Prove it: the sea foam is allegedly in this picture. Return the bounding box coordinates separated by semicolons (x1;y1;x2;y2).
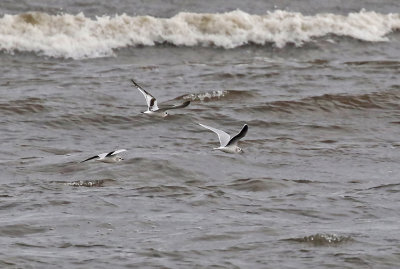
0;10;399;59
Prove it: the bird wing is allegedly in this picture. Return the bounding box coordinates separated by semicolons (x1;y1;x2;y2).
199;123;231;147
107;149;127;156
97;152;109;159
226;124;248;146
159;101;190;111
80;155;100;163
131;79;159;111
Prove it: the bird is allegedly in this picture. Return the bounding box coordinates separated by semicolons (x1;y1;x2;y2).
198;123;248;153
131;79;190;117
80;149;127;163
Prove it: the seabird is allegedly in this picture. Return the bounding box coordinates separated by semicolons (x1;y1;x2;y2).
131;79;190;117
198;123;248;153
81;149;127;163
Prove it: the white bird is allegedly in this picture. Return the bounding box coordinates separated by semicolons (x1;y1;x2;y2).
198;123;248;153
131;79;190;117
80;149;127;163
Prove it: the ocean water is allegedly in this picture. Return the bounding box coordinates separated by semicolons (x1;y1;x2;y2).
1;1;400;268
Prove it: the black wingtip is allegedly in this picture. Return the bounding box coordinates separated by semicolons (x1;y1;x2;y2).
105;151;115;157
226;123;248;147
130;79;139;87
242;124;249;134
167;100;190;110
80;155;98;163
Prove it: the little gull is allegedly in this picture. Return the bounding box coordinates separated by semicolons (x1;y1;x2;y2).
81;149;127;163
198;123;248;153
131;79;190;117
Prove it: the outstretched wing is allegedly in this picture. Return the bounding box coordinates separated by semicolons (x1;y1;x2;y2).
199;123;231;147
106;149;127;157
131;79;159;111
159;101;190;111
80;155;100;163
226;124;248;146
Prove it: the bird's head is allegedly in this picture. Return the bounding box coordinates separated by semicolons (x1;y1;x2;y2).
235;147;244;153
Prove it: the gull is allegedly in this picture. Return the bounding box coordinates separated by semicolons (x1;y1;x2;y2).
131;79;190;117
198;123;248;153
80;149;127;163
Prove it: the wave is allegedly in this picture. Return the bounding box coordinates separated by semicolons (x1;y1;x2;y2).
63;179;110;187
284;233;353;246
0;10;399;59
180;89;255;102
181;90;228;102
240;87;400;114
44;113;132;129
0;224;47;236
0;97;48;115
226;178;288;192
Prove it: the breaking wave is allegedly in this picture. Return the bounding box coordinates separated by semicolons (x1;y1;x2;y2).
0;10;400;59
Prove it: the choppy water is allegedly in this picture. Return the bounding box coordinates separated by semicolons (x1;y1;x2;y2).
2;1;400;268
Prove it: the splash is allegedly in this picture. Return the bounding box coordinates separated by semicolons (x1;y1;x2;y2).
0;10;400;59
183;90;228;101
286;233;353;246
66;179;106;187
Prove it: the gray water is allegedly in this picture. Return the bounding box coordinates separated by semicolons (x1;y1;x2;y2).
2;1;400;268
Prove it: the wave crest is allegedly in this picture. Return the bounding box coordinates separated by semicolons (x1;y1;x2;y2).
285;233;353;246
1;10;400;59
242;88;400;114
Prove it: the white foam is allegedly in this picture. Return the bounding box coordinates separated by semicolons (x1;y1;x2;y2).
0;10;399;59
184;90;227;101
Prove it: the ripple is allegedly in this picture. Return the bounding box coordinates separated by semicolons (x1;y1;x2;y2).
44;113;132;129
192;233;239;241
134;185;193;197
0;224;47;237
367;183;400;191
0;97;48;115
62;179;115;187
226;178;288;192
238;88;400;114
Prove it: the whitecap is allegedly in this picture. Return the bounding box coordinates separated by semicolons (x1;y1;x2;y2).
0;10;399;59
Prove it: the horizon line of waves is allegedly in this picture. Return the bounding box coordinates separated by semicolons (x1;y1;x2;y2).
1;10;399;59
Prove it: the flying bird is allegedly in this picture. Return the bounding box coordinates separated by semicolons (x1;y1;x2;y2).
198;123;248;153
131;79;190;117
80;149;127;163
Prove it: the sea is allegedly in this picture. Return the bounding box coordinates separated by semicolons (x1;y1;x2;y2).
1;0;400;268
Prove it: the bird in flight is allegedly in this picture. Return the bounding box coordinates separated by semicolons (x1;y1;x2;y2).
198;123;248;153
80;149;127;163
131;79;190;117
